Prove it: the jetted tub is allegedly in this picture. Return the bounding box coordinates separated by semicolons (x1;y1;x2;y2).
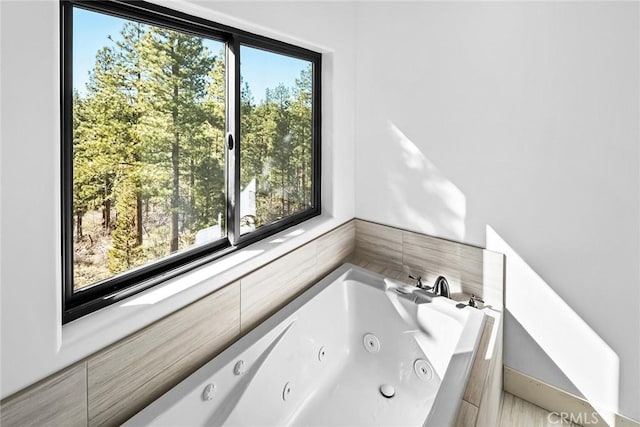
125;263;486;426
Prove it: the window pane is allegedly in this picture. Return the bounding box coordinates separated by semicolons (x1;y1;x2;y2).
72;8;226;290
240;46;314;234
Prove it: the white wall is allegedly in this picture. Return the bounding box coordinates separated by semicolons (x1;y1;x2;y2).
0;0;355;399
355;2;639;421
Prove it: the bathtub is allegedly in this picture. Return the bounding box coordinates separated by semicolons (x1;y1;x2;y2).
125;263;486;427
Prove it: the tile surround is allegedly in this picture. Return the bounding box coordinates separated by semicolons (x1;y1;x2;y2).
475;312;503;427
354;220;403;268
455;400;480;427
0;362;87;427
464;316;496;406
241;242;317;333
316;220;356;277
354;220;504;309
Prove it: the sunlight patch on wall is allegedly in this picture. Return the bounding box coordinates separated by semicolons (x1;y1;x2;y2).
122;249;264;306
387;122;466;241
486;225;619;424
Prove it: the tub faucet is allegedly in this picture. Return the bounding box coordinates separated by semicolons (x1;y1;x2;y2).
408;274;424;289
432;276;450;298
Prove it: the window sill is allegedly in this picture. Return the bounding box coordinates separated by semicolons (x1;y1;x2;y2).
60;214;343;361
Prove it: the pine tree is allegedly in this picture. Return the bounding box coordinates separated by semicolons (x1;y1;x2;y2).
291;65;313;209
74;46;128;235
192;52;227;234
107;176;144;273
139;27;215;252
111;22;147;246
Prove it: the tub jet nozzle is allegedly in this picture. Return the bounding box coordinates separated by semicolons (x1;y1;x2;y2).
379;384;395;398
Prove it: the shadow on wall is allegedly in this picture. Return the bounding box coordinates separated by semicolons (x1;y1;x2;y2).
504;310;584;396
387;122;467;241
385;123;498;305
486;225;620;424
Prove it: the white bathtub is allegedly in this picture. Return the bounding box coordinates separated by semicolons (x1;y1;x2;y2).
125;263;486;427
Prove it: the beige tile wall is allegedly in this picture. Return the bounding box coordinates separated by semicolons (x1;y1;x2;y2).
316;219;357;276
0;362;87;427
241;243;317;333
464;316;496;407
0;220;355;427
354;219;504;308
472;311;503;427
354;220;403;269
456;400;480;427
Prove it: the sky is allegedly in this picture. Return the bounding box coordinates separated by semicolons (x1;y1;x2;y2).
73;7;309;103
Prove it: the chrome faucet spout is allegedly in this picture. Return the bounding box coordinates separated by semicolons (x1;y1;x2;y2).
433;276;450;298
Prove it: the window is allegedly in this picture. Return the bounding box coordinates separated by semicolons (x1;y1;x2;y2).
62;0;321;322
240;46;315;233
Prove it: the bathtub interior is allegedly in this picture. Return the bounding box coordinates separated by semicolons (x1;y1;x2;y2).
124;264;484;427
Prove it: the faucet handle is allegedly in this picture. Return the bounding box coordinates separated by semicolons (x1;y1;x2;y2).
408;274;423;288
468;294;485;308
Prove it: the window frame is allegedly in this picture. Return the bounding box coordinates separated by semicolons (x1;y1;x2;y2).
61;0;321;323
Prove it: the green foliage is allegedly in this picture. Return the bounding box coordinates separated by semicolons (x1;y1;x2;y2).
108;176;144;273
241;64;313;227
73;21;314;289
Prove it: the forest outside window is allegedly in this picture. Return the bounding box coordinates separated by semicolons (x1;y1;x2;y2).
62;0;321;322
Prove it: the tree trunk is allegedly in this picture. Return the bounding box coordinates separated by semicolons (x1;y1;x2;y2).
103;175;111;230
281;171;285;217
136;195;143;246
135;42;143;247
170;57;180;253
189;158;195;229
76;212;83;242
301;130;307;208
171;130;180;252
103;199;111;231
